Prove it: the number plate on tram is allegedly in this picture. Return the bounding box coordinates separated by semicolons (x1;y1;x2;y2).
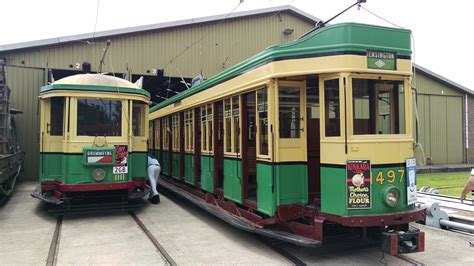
113;166;128;174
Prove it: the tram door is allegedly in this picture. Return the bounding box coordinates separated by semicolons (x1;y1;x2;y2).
306;76;321;201
242;92;257;203
214;101;224;190
194;108;201;187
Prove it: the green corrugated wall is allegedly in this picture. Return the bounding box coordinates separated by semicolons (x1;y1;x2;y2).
5;66;44;180
414;72;464;164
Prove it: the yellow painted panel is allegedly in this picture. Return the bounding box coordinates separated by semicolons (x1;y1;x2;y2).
150;55;412;120
321;140;413;165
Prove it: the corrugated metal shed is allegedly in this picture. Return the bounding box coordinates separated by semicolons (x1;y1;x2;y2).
0;6;317;180
0;6;317;79
0;5;471;181
4;66;44;180
414;69;465;164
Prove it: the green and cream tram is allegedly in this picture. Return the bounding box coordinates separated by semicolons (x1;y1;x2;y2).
149;23;425;253
32;74;150;204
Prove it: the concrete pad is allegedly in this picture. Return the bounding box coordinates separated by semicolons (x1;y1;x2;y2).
281;245;406;265
403;223;474;264
135;192;289;265
57;213;167;265
0;181;56;264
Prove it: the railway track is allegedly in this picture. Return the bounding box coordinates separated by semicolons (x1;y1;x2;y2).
395;254;424;266
45;209;176;266
129;211;176;266
259;237;307;266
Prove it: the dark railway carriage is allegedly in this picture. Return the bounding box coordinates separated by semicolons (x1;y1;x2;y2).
149;23;425;254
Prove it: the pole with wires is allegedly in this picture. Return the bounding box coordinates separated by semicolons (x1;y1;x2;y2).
98;40;111;73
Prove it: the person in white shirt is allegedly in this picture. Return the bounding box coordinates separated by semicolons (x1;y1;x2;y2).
147;156;161;204
460;168;474;204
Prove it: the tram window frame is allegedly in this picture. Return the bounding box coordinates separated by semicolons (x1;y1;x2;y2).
278;86;301;139
162;117;169;151
224;99;232;153
232;96;240;154
76;98;123;137
201;104;213;153
154;119;161;151
184;110;194;153
224;96;241;155
256;88;269;156
50;97;65;136
352;78;406;135
132;103;145;137
324;79;341;137
148;121;154;151
172;114;180;152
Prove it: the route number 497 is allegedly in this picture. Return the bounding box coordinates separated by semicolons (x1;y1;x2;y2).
375;169;405;185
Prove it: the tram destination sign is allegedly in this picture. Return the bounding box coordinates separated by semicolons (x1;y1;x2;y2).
346;160;372;209
367;50;396;70
84;148;115;165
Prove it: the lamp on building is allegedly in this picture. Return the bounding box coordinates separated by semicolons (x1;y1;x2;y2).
283;28;294;35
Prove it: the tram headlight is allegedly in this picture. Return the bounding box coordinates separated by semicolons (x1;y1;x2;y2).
92;168;106;182
383;186;400;208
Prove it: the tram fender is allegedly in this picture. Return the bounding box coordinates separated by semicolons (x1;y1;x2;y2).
31;185;64;205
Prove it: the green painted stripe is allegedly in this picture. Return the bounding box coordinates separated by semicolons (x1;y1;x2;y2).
40;84;150;98
150;23;411;111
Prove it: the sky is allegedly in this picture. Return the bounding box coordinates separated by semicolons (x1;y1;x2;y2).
1;0;473;90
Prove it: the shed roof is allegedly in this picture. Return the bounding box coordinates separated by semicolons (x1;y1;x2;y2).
0;5;319;53
414;64;472;95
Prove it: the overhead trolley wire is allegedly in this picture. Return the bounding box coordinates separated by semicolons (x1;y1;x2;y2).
162;1;243;74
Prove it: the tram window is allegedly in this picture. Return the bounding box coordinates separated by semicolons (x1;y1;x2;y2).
201;106;207;152
172;114;180;151
155;119;161;150
224;99;232;153
207;105;213;152
232;96;240;153
132;106;144;136
352;79;405;135
257;88;268;155
307;79;320;119
324;79;340;137
77;99;121;136
50;97;64;136
185;111;194;152
162;117;169;150
190;112;194;151
148;121;153;150
279;87;300;138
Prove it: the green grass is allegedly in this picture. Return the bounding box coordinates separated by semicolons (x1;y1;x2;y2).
417;172;471;199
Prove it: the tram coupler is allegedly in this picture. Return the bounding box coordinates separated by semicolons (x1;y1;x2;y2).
381;228;425;255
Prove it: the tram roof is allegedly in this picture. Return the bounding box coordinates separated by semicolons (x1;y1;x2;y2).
40;74;150;98
150;22;412;112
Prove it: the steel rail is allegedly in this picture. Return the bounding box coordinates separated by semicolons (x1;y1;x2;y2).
129;211;177;266
259;237;307;266
46;215;63;266
395;254;425;266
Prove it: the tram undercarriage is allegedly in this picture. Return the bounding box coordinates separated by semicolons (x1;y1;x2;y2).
158;175;425;254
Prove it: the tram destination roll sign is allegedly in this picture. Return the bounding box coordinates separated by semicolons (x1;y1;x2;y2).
367;50;396;70
346;160;372;209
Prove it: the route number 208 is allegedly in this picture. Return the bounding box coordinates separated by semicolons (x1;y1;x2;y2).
374;169;405;185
